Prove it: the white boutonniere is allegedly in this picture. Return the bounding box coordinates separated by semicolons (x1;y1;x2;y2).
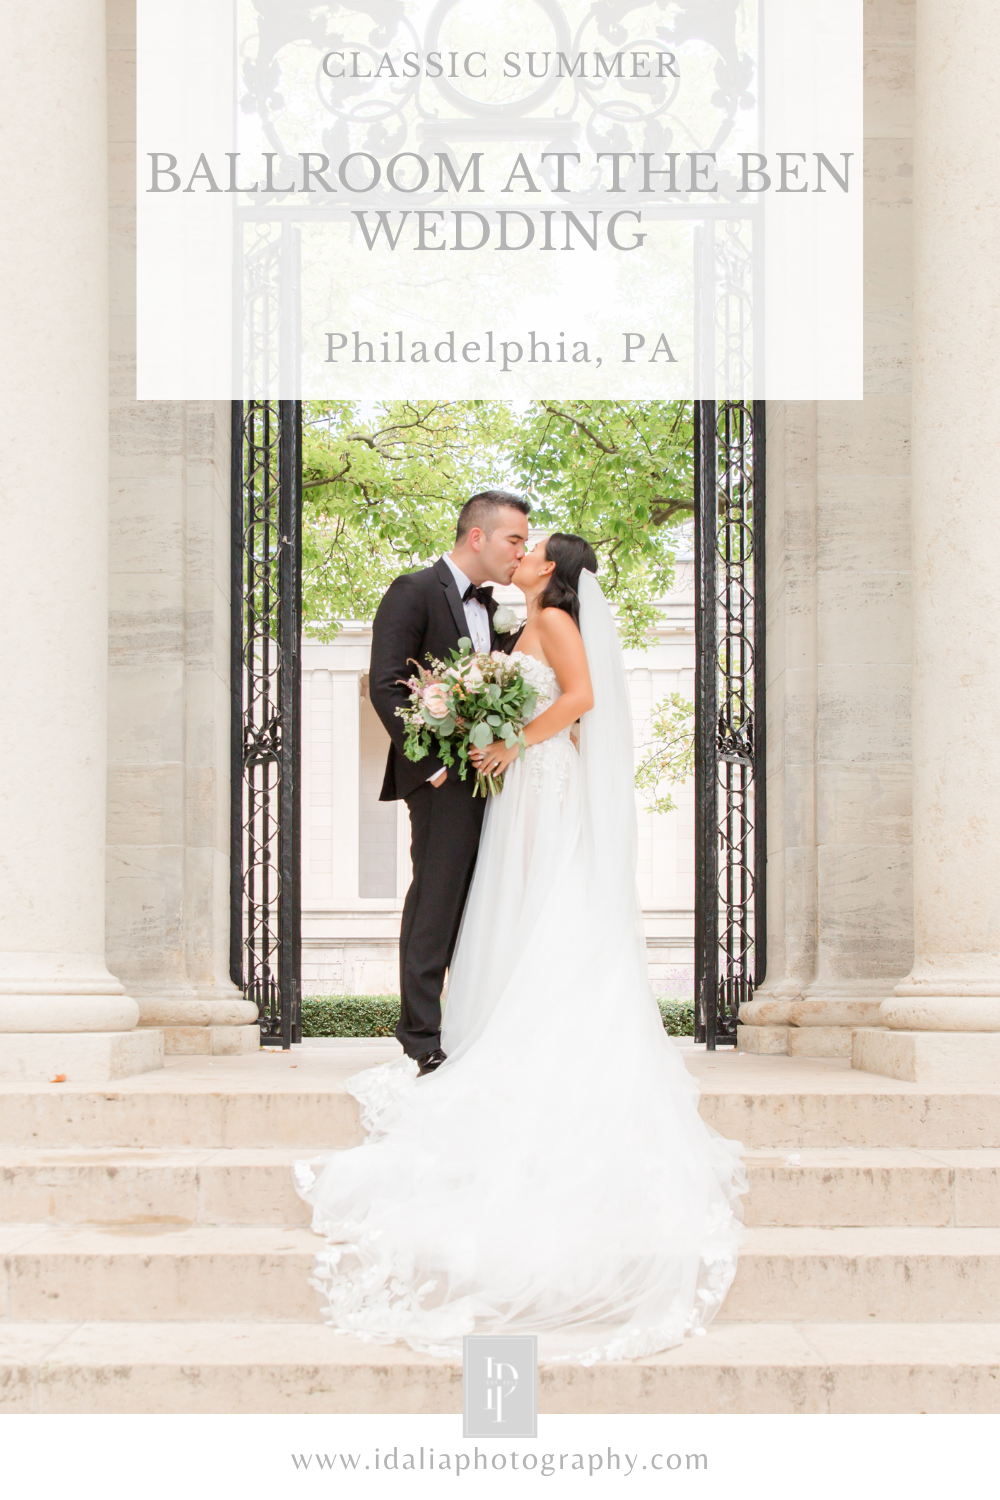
492;604;520;635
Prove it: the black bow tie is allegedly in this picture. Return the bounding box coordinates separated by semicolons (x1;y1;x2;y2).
462;583;493;608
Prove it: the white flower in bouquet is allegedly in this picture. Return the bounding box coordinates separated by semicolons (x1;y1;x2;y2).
492;604;520;635
462;663;484;690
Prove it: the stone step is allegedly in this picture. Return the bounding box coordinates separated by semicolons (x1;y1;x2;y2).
721;1227;1000;1322
2;1223;999;1325
2;1321;998;1413
0;1081;363;1151
3;1147;999;1228
706;1086;1000;1150
4;1078;1000;1150
2;1049;1000;1150
741;1147;1000;1226
0;1224;322;1322
0;1148;312;1228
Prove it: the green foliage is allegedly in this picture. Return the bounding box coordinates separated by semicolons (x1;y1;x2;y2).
301;400;517;640
635;692;696;815
301;399;693;648
657;997;696;1037
300;995;400;1038
301;994;696;1039
508;401;694;647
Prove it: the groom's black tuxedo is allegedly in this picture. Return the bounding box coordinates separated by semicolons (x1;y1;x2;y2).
370;556;510;799
369;557;519;1058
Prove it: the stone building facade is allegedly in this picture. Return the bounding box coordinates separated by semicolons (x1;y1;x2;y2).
3;0;1000;1091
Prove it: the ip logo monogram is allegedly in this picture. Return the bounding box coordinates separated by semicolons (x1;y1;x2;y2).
463;1335;538;1439
485;1355;518;1424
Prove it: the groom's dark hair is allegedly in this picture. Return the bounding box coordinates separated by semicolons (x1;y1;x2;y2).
456;489;531;542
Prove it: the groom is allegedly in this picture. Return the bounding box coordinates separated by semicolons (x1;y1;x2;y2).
369;491;530;1073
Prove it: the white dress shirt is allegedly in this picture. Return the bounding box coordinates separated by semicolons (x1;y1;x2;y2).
441;554;491;654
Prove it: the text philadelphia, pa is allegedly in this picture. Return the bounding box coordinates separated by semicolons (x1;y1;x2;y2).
325;331;678;373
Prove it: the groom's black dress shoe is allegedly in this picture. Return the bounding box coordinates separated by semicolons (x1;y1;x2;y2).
416;1047;447;1076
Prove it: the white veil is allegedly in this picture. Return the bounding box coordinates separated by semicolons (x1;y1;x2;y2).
577;568;649;991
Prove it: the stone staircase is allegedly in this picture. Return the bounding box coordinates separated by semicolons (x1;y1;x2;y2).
1;1043;999;1413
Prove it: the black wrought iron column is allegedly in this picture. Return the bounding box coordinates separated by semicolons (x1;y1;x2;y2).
694;403;719;1048
694;400;767;1049
230;400;302;1049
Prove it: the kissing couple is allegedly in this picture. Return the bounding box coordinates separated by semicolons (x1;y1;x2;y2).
295;490;746;1363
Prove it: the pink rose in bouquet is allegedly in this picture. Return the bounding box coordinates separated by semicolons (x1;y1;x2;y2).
422;684;450;719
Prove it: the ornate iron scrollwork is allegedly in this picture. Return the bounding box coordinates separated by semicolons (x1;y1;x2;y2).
695;399;766;1048
234;2;761;398
239;2;750;162
231;400;303;1048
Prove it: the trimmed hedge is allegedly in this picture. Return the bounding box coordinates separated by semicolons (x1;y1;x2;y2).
301;996;400;1038
657;997;696;1036
301;994;696;1039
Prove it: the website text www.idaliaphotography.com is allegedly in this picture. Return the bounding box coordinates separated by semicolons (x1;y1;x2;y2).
291;1444;706;1477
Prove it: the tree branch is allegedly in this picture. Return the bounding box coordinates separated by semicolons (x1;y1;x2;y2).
539;403;619;456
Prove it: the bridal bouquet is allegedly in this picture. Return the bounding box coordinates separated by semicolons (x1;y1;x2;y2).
397;639;538;796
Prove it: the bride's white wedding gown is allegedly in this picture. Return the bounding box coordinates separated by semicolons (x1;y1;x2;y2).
294;572;746;1363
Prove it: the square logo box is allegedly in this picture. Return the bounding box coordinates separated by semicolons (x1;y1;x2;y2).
463;1335;538;1440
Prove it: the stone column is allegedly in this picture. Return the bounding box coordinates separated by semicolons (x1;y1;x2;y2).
103;5;256;1055
0;0;161;1080
741;1;917;1059
738;402;822;1053
854;0;1000;1087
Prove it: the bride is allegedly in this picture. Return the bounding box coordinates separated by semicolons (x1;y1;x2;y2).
294;534;746;1363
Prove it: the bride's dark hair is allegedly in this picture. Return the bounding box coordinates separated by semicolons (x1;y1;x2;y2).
538;533;598;627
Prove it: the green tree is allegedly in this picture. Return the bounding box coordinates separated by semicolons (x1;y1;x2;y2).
508;401;694;647
634;692;696;815
301;399;516;640
517;403;698;811
302;398;694;646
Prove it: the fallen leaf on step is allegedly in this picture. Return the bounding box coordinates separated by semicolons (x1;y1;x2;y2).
50;1074;66;1083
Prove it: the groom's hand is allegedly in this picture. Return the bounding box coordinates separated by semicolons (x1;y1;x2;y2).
429;768;447;788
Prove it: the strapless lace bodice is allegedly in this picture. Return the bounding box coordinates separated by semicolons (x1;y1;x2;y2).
511;652;567;727
510;651;574;796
